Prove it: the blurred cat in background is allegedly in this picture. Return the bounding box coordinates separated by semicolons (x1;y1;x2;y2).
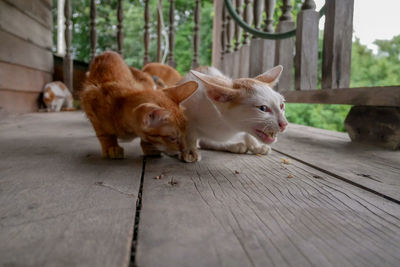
42;81;75;112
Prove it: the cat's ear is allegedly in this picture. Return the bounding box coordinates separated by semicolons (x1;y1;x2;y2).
254;65;283;87
162;81;198;104
190;70;240;103
135;103;171;128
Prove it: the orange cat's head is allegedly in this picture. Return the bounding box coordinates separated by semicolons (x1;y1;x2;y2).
128;81;198;155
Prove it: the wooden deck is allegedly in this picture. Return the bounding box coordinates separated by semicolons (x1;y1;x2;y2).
1;112;399;267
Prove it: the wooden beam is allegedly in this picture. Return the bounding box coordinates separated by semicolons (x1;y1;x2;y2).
143;0;150;64
274;0;295;91
3;0;53;30
281;86;400;106
295;2;319;90
63;0;73;92
212;0;224;69
117;0;124;56
0;62;52;92
191;0;201;69
322;0;354;89
0;0;53;50
0;29;53;73
167;0;176;67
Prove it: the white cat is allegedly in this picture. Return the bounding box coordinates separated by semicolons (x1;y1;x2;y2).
179;65;288;163
42;81;75;112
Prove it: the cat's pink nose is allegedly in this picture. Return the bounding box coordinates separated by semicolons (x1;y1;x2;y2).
279;121;288;132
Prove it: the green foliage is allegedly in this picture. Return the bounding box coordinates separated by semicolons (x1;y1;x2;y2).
285;103;351;132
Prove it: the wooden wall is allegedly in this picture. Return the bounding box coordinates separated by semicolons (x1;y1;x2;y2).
0;0;53;113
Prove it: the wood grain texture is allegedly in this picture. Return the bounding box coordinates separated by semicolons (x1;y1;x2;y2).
0;62;52;92
0;90;40;113
322;0;354;89
0;112;141;266
274;123;400;202
0;0;53;50
281;86;400;106
295;9;319;90
0;29;53;73
3;0;53;30
212;0;224;69
137;146;400;267
274;21;295;91
249;38;275;77
239;44;251;78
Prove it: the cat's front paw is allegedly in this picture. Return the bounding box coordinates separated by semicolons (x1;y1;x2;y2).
181;149;201;163
106;146;124;159
248;144;271;155
227;143;248;154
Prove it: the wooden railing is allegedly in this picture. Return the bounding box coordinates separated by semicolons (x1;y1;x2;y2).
61;0;399;107
213;0;400;107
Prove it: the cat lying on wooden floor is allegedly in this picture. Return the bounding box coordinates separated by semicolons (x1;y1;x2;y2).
81;51;198;159
42;81;75;112
179;65;288;162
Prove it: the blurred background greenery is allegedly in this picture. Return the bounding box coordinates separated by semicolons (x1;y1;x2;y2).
53;0;400;132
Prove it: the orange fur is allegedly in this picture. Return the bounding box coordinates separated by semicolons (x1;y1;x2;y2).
142;63;182;89
129;66;156;90
81;51;197;159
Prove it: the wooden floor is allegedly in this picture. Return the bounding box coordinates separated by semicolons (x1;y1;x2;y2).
1;112;399;267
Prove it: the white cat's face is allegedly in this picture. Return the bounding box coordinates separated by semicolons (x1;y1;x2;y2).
227;80;287;144
191;65;288;144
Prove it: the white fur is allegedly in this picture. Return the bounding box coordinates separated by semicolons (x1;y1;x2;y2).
179;66;287;162
43;82;74;112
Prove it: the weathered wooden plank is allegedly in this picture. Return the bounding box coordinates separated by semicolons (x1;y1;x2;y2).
0;0;53;50
0;112;141;266
281;86;400;106
191;0;201;69
274;123;400;202
322;0;354;89
295;8;319;90
0;90;40;113
3;0;53;30
239;44;250;77
0;62;52;93
137;146;400;266
249;38;275;77
274;21;295;91
0;29;53;73
63;0;73;92
212;0;224;69
117;0;124;55
167;0;176;67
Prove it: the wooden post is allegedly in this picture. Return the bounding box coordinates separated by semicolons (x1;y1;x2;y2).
249;0;276;77
232;0;243;78
322;0;354;89
167;0;176;67
192;0;200;69
295;0;319;90
239;0;253;77
275;0;295;91
117;0;123;56
157;0;162;62
90;0;96;64
220;5;226;64
144;0;150;65
63;0;73;93
223;6;235;76
212;0;225;69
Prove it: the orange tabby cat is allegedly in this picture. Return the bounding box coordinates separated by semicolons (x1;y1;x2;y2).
81;51;198;159
129;66;156;90
142;62;182;89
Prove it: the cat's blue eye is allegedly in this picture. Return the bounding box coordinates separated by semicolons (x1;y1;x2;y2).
258;105;271;113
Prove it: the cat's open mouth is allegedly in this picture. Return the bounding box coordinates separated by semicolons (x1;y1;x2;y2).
255;129;276;144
